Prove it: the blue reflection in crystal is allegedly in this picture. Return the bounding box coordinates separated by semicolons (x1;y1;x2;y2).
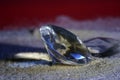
70;53;85;60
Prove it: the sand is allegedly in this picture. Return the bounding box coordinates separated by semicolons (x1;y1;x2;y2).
0;28;120;80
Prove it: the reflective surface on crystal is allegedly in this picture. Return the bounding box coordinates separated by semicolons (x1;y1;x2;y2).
40;25;91;65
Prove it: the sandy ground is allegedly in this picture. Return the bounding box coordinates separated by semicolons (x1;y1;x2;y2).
0;30;120;80
0;28;120;80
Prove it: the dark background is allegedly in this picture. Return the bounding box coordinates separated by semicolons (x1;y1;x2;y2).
0;0;120;30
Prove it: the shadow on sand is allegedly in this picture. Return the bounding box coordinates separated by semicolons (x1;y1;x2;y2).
0;43;52;66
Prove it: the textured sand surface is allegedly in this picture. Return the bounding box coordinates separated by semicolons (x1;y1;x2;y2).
0;17;120;80
0;28;120;80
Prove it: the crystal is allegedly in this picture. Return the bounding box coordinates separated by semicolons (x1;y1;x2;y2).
40;25;91;65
